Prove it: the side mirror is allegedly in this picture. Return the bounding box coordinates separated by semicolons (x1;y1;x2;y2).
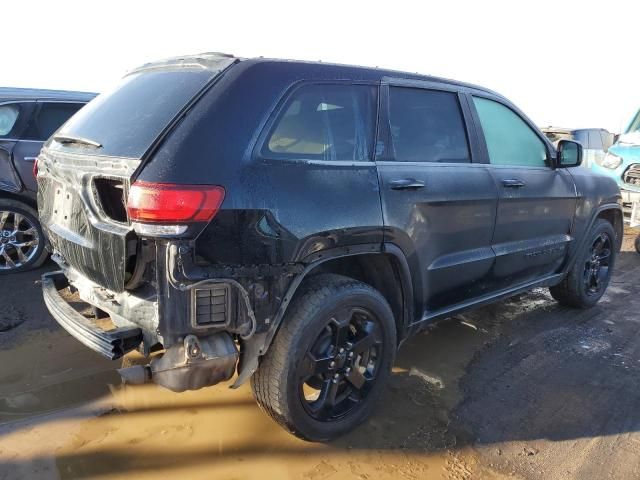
557;139;583;168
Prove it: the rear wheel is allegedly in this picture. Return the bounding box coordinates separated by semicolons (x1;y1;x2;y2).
550;219;616;308
251;274;396;441
0;199;47;274
635;234;640;254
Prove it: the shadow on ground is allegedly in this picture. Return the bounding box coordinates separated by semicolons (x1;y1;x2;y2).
0;252;639;479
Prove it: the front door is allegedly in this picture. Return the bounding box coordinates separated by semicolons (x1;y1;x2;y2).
376;82;498;318
470;95;577;289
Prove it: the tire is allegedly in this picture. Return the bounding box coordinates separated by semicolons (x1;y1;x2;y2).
635;235;640;254
251;274;396;441
550;219;617;308
0;199;48;274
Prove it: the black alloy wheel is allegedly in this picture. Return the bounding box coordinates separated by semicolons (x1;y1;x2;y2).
297;306;383;422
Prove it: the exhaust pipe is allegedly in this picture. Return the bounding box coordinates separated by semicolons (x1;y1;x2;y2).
118;365;151;385
118;333;238;392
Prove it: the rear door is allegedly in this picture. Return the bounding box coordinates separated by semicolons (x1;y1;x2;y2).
376;80;499;318
0;101;36;193
469;94;576;289
14;101;85;192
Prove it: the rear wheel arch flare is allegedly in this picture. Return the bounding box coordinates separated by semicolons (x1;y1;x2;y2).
281;250;413;345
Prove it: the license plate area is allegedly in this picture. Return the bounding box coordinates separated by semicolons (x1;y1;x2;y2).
52;183;76;229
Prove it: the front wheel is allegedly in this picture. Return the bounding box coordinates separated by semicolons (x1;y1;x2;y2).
550;219;617;308
251;274;396;441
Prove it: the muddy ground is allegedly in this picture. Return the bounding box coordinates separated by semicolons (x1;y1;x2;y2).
0;230;639;480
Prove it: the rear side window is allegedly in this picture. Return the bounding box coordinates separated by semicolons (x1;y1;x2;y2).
388;87;470;163
22;102;84;141
0;105;20;137
263;84;376;161
473;97;547;167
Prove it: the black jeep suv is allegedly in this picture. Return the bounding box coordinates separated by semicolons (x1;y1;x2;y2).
38;53;622;441
0;88;95;272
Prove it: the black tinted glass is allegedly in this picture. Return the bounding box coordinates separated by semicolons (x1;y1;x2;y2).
53;70;216;158
23;103;84;141
389;87;470;163
264;84;376;161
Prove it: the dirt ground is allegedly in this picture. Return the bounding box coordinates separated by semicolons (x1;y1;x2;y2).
0;229;639;480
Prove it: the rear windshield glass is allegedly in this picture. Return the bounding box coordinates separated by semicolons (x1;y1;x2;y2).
52;61;232;158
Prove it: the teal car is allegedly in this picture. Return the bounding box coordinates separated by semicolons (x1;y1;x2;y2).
591;109;640;220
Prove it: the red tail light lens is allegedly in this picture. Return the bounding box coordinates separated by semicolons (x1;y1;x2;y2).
33;158;38;178
127;181;225;223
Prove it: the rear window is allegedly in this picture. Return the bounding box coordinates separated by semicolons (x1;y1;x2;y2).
263;83;377;161
53;60;233;158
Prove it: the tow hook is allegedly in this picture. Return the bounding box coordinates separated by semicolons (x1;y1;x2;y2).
117;333;238;392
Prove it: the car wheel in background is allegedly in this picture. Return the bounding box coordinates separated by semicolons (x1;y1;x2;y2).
0;199;48;274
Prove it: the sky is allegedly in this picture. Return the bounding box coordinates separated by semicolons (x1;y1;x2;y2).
3;0;638;133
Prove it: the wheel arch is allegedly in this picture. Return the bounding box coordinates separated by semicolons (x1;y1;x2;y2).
233;244;414;387
0;189;37;210
281;245;413;344
596;206;624;251
564;203;623;275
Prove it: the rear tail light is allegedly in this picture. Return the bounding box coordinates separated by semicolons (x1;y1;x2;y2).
33;158;38;178
127;181;225;236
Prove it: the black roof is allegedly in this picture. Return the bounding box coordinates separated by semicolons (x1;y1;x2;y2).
243;57;500;95
130;52;503;99
0;87;96;102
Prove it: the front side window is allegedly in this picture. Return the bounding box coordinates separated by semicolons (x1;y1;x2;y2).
0;105;20;137
388;87;470;163
264;84;376;161
473;96;547;167
23;103;85;141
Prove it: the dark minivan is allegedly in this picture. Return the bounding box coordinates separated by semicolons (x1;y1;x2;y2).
0;88;95;272
38;54;622;440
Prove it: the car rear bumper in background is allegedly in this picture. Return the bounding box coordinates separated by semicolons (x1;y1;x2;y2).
620;188;640;222
42;271;143;360
620;188;640;204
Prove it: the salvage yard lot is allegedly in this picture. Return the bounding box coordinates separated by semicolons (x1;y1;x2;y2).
0;230;639;480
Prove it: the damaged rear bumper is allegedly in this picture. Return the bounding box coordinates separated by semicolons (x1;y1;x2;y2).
42;271;143;360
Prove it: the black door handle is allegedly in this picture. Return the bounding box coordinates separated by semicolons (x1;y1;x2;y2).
390;178;426;190
502;178;526;188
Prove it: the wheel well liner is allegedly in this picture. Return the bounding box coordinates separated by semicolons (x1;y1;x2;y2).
276;244;413;345
596;207;624;251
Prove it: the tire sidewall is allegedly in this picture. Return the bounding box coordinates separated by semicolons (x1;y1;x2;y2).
285;287;396;441
0;199;47;274
568;219;617;307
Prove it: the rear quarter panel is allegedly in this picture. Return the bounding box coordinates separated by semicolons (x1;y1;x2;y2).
139;61;386;266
